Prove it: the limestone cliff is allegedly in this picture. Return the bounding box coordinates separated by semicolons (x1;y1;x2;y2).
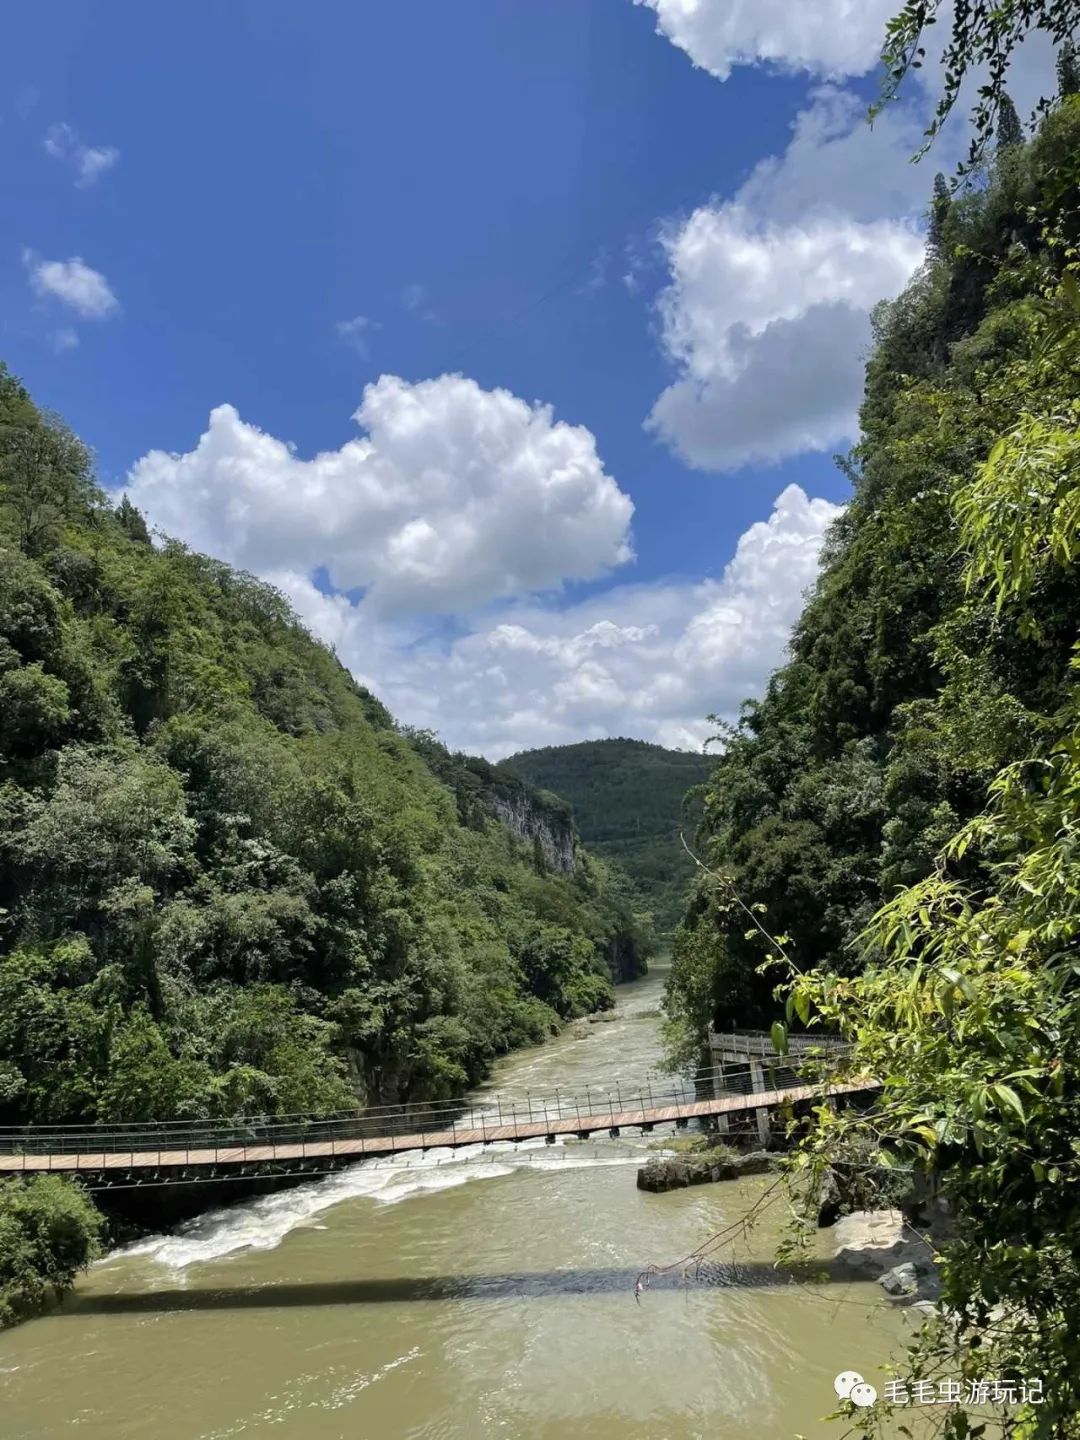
401;731;577;875
489;787;576;874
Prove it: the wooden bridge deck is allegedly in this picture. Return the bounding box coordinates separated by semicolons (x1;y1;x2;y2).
0;1080;874;1176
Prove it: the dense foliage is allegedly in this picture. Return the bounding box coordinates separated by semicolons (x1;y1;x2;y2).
0;369;653;1138
667;92;1080;1061
499;739;711;935
787;268;1080;1435
0;1176;101;1327
669;74;1080;1434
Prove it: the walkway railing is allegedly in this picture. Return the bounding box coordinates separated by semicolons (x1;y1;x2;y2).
709;1029;850;1059
0;1056;819;1166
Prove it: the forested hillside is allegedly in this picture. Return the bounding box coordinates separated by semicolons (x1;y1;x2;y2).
667;92;1080;1055
0;368;653;1138
499;738;712;934
667;73;1080;1425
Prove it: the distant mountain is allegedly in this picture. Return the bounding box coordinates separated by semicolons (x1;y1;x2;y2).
498;739;713;935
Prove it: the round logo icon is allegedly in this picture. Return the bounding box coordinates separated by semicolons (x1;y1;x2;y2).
850;1382;878;1408
834;1371;863;1399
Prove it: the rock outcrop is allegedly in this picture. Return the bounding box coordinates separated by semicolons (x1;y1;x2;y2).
490;790;576;875
637;1147;778;1192
830;1208;941;1307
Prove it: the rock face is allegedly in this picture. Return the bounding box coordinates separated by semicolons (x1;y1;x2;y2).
832;1208;912;1271
831;1208;941;1306
815;1168;843;1228
879;1261;919;1297
490;791;576;875
637;1148;777;1192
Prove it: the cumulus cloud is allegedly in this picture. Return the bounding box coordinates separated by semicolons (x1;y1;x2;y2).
126;374;635;617
44;123;119;187
24;252;119;319
635;13;934;478
273;483;841;756
647;205;923;470
633;0;895;81
636;0;1058;145
633;13;1056;478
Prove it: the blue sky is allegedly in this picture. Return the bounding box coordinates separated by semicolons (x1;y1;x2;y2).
0;2;1054;756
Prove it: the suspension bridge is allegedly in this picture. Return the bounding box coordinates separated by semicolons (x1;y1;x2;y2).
0;1035;873;1189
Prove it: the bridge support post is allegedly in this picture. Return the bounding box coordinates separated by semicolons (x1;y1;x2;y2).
711;1061;731;1135
749;1059;771;1148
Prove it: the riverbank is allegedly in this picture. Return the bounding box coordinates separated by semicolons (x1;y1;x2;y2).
636;1129;943;1307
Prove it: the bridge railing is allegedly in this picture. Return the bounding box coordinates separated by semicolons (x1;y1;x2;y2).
0;1055;828;1163
709;1029;850;1059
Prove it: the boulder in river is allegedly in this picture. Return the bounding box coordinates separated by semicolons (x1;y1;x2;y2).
830;1208;941;1305
636;1146;778;1192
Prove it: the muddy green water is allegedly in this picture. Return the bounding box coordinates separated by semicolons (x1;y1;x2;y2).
1;966;916;1439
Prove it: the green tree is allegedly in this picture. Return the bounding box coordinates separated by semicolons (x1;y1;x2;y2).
1058;36;1080;94
0;415;95;557
996;90;1025;150
927;170;951;254
0;1175;102;1328
499;738;711;936
115;494;151;545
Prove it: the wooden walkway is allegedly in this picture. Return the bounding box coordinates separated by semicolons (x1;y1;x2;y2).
0;1080;874;1177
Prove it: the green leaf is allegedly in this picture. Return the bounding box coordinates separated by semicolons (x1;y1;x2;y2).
770;1021;789;1056
990;1083;1026;1124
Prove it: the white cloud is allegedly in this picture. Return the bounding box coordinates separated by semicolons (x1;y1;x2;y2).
401;282;440;323
738;34;1056;218
44;123;118;187
579;249;609;295
736;85;937;226
336;314;378;358
51;327;79;353
635;1;1059;145
647;204;923;470
24;252;119;319
126;374;635;617
273;483;841;756
634;13;932;477
640;29;1055;477
633;0;895;81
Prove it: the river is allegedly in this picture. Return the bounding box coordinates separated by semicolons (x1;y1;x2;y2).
0;964;915;1439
